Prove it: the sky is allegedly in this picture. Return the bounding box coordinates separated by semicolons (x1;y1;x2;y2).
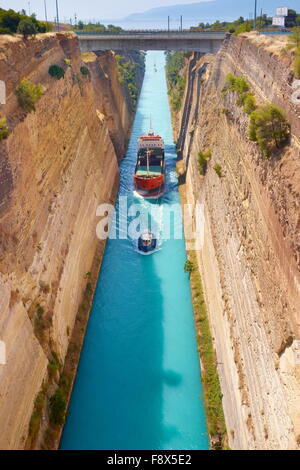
1;0;213;21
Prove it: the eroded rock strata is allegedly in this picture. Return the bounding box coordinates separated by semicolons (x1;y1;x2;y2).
0;32;143;449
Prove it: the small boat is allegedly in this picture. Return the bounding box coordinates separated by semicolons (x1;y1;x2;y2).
138;231;157;255
134;125;165;199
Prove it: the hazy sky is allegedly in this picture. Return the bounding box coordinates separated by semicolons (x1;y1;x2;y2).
2;0;212;21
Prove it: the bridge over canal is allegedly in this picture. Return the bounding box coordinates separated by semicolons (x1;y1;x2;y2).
76;30;228;53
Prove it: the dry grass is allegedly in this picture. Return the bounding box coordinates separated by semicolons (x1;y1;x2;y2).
81;51;97;63
243;31;290;57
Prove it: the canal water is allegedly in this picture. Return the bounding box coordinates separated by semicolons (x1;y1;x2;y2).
60;51;209;450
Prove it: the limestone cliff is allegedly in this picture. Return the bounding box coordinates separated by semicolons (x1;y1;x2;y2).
175;33;300;449
0;32;142;449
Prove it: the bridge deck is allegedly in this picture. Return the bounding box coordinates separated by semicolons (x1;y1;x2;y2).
77;31;227;52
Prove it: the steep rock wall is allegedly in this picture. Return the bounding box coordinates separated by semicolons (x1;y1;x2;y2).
175;34;300;450
0;32;139;449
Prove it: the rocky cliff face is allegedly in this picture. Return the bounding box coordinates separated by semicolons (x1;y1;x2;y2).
175;33;300;449
0;32;140;449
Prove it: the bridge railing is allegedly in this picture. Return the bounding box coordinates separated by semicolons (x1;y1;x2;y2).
75;30;226;35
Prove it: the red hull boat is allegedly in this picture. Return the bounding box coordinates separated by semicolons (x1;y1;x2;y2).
134;128;165;199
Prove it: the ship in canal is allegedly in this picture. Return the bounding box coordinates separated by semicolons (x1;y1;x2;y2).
134;126;165;199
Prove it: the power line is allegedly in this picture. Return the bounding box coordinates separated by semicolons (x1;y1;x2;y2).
55;0;59;31
44;0;47;23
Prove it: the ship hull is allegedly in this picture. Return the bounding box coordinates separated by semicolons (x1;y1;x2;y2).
134;174;164;199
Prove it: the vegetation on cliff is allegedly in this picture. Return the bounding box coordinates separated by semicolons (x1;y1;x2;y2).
187;249;227;449
0;8;51;35
197;150;212;176
15;78;43;113
165;51;191;112
115;52;145;110
80;66;90;77
0;116;9;140
213;164;223;178
48;65;65;80
223;73;290;157
249;104;290;156
288;27;300;78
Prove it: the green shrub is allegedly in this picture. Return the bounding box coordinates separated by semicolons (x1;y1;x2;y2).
214;164;223;178
225;73;249;94
243;93;257;114
15;78;43;113
48;64;65;80
293;54;300;78
17;18;36;39
80;65;90;76
224;74;257;115
234;21;251;35
49;388;66;426
197;150;212;175
287;26;300;50
0;117;9;140
184;260;195;274
249;104;290;157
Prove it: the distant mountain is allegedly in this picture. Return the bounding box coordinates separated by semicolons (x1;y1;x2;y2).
124;0;299;24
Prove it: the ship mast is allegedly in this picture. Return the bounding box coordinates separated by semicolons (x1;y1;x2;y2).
146;150;150;175
149;116;154;136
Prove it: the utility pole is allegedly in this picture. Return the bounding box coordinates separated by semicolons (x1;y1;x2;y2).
55;0;59;32
44;0;48;22
168;15;170;32
28;1;31;15
180;15;183;31
254;0;257;30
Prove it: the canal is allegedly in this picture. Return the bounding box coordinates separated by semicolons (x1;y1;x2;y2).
60;50;209;450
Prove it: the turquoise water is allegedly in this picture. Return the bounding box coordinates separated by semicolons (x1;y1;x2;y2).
60;51;209;450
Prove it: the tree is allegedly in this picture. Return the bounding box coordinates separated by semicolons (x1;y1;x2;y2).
234;20;251;35
249;104;290;156
17;18;36;39
286;9;297;27
77;20;84;30
0;8;21;32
